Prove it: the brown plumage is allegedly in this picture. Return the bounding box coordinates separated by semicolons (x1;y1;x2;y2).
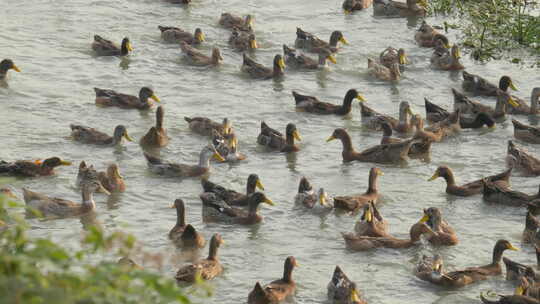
420;207;459;246
333;168;383;212
200;174;264;207
354;201;390;237
169;199;205;249
292;89;364;115
158;26;204;44
428;165;512;196
507;140;540;176
257;122;301;152
513;120;540;144
94;87;160;110
91;35;132;56
367;59;400;81
180;42;223;66
360;101;414;133
327;266;366;304
241;54;285;79
247;256;298;304
201;192;274;225
97;164;126;193
184;116;232;137
175;233;224;283
414;21;449;48
140;106;168;148
0;157;71;177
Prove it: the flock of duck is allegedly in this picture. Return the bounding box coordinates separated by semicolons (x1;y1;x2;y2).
1;0;540;303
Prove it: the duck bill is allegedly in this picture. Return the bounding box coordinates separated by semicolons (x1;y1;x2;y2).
399;54;408;65
418;0;428;8
264;198;274;206
256;179;265;191
364;208;373;222
278;58;286;69
507;96;519;108
407;107;414;116
150;94;160;103
319;193;328;206
356;94;366;102
509;81;518;91
420;214;430;223
508;244;520;251
127;42;134;52
114;168;123;179
344;9;352;14
250;40;258;49
428;172;439;181
292;130;302;141
34;159;43;165
197;33;206;42
213;152;226;162
326;135;336;142
12;65;21;72
327;55;337;64
339;37;349;45
515;286;525;295
123;133;134;142
98;183;112;196
351;289;361;302
60;160;72;166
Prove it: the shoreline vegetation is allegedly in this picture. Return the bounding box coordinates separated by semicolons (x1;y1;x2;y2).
428;0;539;64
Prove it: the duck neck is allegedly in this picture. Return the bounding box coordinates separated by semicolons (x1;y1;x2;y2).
120;40;129;56
492;247;505;265
273;64;284;77
442;171;456;186
175;203;185;228
286;133;295;146
112;134;123;145
283;262;294;283
248;200;261;215
81;188;96;210
198;153;211;168
339;133;355;154
495;95;508;116
207;239;220;261
341;92;355;113
246;180;256;195
531;91;539;114
329;32;339;47
156;108;164;130
399;108;410;126
367;171;379;194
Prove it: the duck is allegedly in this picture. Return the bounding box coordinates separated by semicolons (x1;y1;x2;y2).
169;199;206;249
200;192;274;225
229;30;258;52
294;177;331;209
327;266;366;304
295;28;348;53
157;26;204;44
379;47;409;68
257;122;301;152
507;140;540;176
431;44;464;70
343;0;373;12
517;276;540;301
342;220;434;251
415;254;444;282
219;13;253;31
333;168;383;212
462;72;518;97
373;0;427;17
180;42;223;66
420;207;458;246
410;114;444;142
184;116;232;137
97;164;126;193
360;101;414;132
247;256;298;304
0;157;71;177
513;120;540;144
201;174;265;207
241;54;285;79
76;161;97;188
117;257;142;270
367;59;400;81
0;59;21;81
144;145;224;178
424;98;496;128
140;106;168;148
423;108;462;139
414;21;450;48
91;35;133;56
453;88;518;120
425;240;519;288
212;132;246;162
354;201;390;237
282;45;337;69
326;128;414;163
428;165;511;196
94;87;160;110
380;122;433;156
70;124;133;146
523;212;540;244
23;179;109;217
482;179;539;207
292;89;365;115
175;233;224;283
506;88;540;115
503;256;538;281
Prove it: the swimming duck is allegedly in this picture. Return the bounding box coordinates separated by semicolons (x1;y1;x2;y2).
294;177;331;209
283;45;337;69
23;179;109;217
247;256;298;304
424;98;496;128
480;291;540;304
354;201;390;237
513;120;540;144
180;42;223;66
453;88;518;120
157;26;204;44
507;88;540;115
517;276;540;301
219;13;253;31
76;161;98;189
140;106;168;148
212;132;246;162
342;220;434;251
92;35;132;56
503;256;538;281
415;254;444;282
360;101;414;132
423;109;461;139
379;47;409;68
522;212;540;244
257;122;301;152
507;140;540;176
97;164;126;193
184;117;232;137
327;266;366;304
380;122;433;155
373;0;427;17
201;174;264;207
428;165;511;196
229;30;258;52
292;89;365;115
200;192;273;225
367;59;400;81
175;233;224;283
410;114;444;143
144;145;224;178
414;21;450;48
70;124;133;146
343;0;373;12
242;54;285;79
94;87;160;110
431;44;464;70
462;72;518;97
0;157;71;177
295;28;348;53
0;59;21;81
327;128;414;163
420;207;458;246
169;199;206;249
482;179;539;207
333;168;383;212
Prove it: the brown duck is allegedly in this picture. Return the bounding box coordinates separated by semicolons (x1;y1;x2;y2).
140;106;168;148
333;168;383;212
0;157;71;177
175;233;224;283
292;89;365;115
257;122;301;152
428;165;512;196
247;256;298;304
169;199;205;249
420;207;458;246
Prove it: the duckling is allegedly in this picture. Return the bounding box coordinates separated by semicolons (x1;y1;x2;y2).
513;120;540;144
295;28;348;53
380;122;432;156
453;88;518;120
169;199;205;249
294;177;331;209
175;233;224;283
0;157;71;177
379;47;409;68
414;21;450;48
0;59;21;81
97;164;126;193
184;117;232;137
333;168;382;212
292;89;365;115
428;166;512;196
343;0;373;12
462;72;518;97
140;106;168;148
257;122;301;152
94;87;160;110
91;35;132;56
420;207;458;246
373;0;427;17
157;26;204;44
70;124;133;146
327;128;413;163
229;30;258;52
242;54;285;79
431;44;464;71
424;98;496;128
283;45;337;69
180;42;223;66
143;145;224;177
23;179;109;217
482;179;539;207
219;13;253;31
368;59;400;81
507;88;540;115
247;256;298;304
201;192;274;225
201;174;264;207
360;101;414;132
354;201;390;237
327;266;366;304
507;141;540;176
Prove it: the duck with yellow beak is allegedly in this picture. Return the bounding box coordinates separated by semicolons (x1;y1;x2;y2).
431;44;464;71
70;124;134;146
241;54;285;79
379;47;409;68
0;157;71;177
301;29;348;54
294;177;332;209
94;87;160;110
257;122;301;152
92;35;133;56
283;44;337;70
0;59;21;81
201;192;274;225
373;0;428;17
158;26;205;45
292;89;365;115
343;0;373;13
327;266;367;304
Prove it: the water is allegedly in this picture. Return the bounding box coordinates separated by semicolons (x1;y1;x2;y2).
1;0;540;303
